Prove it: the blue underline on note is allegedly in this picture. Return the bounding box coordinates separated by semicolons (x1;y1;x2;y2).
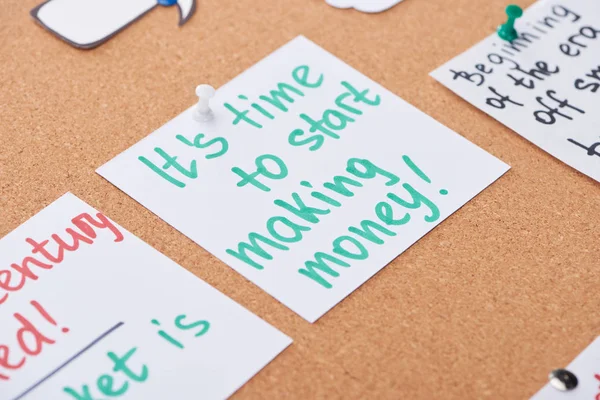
13;321;125;400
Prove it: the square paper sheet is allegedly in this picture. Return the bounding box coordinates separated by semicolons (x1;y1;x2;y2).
531;337;600;399
432;0;600;182
0;193;291;400
98;36;509;322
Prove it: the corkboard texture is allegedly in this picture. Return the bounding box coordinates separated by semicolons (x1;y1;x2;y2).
1;0;599;398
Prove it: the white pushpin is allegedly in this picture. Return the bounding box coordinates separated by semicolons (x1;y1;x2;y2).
193;84;216;122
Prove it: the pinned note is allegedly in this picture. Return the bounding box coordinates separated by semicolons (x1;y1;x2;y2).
531;337;600;399
431;0;600;183
0;193;291;400
98;36;509;323
325;0;403;13
31;0;196;49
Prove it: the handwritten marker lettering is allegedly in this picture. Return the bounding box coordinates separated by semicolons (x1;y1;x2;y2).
0;301;69;382
431;0;600;182
0;213;123;305
98;36;510;322
574;65;600;93
225;155;449;290
152;315;211;349
63;347;149;400
1;194;291;398
567;137;600;158
0;212;123;383
62;315;210;399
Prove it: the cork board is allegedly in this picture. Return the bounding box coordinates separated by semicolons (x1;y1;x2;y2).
1;0;599;398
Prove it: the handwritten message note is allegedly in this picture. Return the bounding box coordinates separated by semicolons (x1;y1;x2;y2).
98;36;509;323
431;0;600;182
0;193;291;400
531;337;600;399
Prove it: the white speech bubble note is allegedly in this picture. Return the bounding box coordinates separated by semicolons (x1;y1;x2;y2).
325;0;403;13
31;0;196;49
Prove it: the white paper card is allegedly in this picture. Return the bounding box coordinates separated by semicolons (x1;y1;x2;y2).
31;0;195;49
0;193;291;400
98;36;510;323
531;337;600;399
431;0;600;182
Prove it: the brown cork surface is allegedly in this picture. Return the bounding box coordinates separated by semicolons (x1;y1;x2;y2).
1;0;599;398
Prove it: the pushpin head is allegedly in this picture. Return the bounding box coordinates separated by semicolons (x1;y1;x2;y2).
193;84;216;122
497;4;523;42
196;84;216;99
505;5;523;18
157;0;178;6
548;369;578;391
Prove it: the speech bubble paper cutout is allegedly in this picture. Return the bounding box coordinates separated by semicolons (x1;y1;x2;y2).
325;0;403;13
31;0;196;49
